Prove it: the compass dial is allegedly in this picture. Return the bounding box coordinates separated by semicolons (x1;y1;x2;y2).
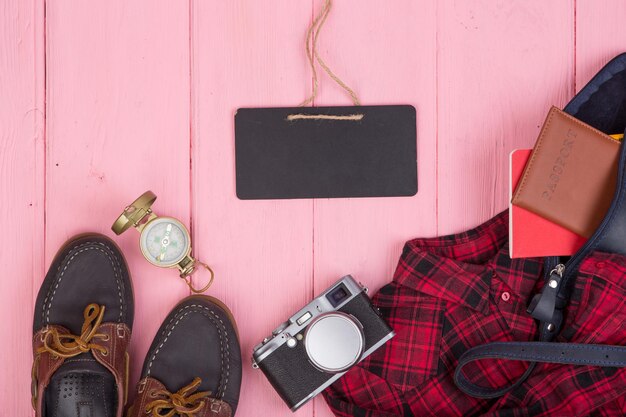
140;217;190;267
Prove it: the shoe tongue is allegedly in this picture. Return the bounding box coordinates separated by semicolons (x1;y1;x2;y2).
46;353;118;417
54;352;110;375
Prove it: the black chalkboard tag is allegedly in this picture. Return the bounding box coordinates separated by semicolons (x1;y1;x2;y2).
234;105;417;200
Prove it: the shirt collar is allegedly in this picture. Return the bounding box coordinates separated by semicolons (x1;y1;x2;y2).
393;247;492;314
392;211;541;314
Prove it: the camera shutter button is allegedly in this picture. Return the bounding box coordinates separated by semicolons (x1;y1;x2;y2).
286;337;297;348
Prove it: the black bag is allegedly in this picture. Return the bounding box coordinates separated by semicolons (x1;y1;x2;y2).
455;53;626;398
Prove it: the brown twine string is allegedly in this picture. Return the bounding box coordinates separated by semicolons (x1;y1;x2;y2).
289;0;363;122
286;113;364;121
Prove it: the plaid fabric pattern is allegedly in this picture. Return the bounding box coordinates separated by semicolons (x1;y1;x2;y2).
323;211;626;417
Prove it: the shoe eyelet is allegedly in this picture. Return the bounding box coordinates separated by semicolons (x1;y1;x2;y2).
101;334;110;341
117;324;126;339
149;390;157;398
101;349;109;357
40;327;49;342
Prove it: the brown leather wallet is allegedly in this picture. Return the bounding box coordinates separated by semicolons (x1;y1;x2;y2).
511;106;620;238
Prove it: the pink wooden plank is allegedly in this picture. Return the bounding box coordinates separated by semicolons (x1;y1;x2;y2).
0;0;44;412
311;0;437;288
44;0;191;399
437;0;575;234
576;0;626;91
310;1;437;416
190;1;315;416
9;2;626;415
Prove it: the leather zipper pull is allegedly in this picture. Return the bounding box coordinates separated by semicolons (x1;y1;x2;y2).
527;264;564;324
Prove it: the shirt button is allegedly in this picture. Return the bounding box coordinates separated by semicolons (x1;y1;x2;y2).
501;292;510;302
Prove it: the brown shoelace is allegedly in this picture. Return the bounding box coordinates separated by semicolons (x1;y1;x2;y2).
32;303;109;408
37;303;109;358
145;377;212;417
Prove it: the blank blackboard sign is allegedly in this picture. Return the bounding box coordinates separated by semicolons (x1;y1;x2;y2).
234;105;417;200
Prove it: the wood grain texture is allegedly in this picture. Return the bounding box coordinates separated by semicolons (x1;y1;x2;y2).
309;1;437;414
190;1;315;416
0;0;44;412
437;0;575;234
576;0;626;91
44;0;191;396
312;0;438;281
3;1;626;415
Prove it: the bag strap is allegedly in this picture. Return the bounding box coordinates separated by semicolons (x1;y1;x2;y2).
454;341;626;398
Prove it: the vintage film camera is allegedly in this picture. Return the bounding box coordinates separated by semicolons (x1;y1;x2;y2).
252;275;395;411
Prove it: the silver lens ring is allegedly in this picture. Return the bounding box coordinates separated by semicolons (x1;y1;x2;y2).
304;312;365;373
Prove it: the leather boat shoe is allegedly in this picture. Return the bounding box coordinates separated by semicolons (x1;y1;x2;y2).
32;234;134;417
127;295;242;417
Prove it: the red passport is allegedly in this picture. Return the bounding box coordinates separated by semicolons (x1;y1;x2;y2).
509;149;587;258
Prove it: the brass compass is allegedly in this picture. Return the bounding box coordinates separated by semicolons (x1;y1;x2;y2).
112;191;214;293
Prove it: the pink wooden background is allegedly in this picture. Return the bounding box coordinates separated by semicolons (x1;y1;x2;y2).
2;1;626;416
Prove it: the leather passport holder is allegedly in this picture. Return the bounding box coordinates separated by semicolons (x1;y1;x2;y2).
511;106;620;238
234;105;417;199
509;149;586;258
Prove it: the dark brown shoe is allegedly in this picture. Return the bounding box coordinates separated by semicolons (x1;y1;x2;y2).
32;234;134;417
127;295;242;417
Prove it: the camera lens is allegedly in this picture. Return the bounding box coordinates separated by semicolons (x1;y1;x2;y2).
325;283;350;307
304;312;365;373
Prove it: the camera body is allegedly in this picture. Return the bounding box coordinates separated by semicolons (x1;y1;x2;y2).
252;275;395;411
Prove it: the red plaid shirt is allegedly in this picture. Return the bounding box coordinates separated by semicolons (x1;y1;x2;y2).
324;211;626;417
